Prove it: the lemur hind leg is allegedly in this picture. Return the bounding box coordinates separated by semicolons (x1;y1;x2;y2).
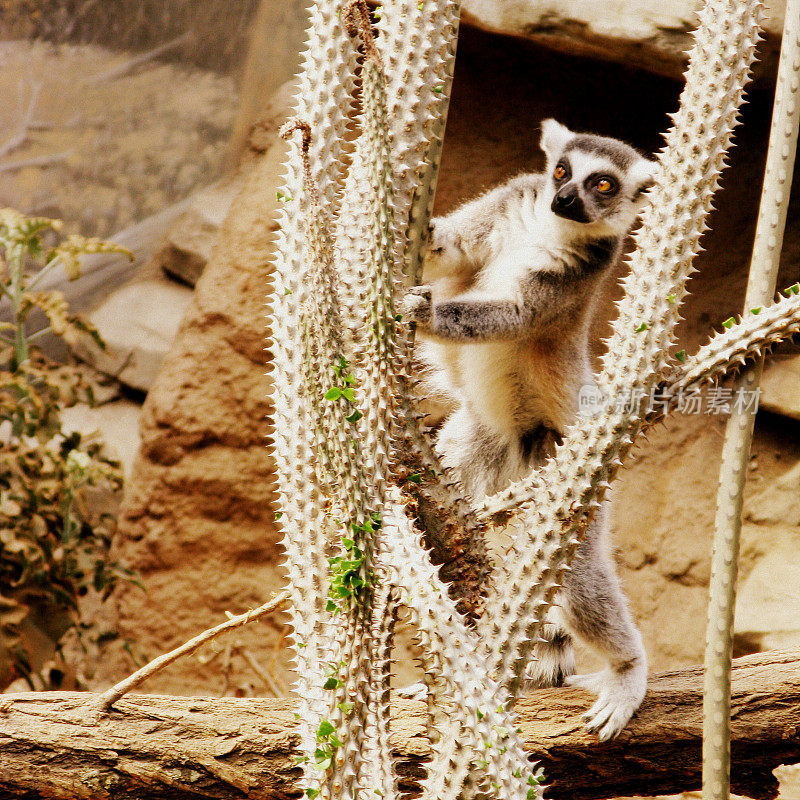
436;407;524;499
524;618;576;688
562;508;647;741
441;415;580;689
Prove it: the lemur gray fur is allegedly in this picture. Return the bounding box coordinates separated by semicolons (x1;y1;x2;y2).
401;119;656;741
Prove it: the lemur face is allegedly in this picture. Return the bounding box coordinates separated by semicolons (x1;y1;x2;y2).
539;119;655;233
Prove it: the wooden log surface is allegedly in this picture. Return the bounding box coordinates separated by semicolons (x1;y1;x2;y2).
0;649;798;800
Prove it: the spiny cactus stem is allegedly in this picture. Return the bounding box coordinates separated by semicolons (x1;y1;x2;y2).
400;4;461;287
368;580;400;797
703;3;800;797
282;111;385;800
382;496;542;800
268;3;367;795
669;290;800;393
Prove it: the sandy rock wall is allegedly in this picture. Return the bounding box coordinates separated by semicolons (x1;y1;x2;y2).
0;40;237;238
0;0;259;73
92;129;291;695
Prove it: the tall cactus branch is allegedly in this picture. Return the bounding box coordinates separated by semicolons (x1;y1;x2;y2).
703;2;800;796
278;117;377;800
337;5;541;797
381;0;492;624
266;3;360;782
381;491;545;800
336;2;404;791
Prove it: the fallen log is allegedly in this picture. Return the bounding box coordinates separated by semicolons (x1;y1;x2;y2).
0;649;797;799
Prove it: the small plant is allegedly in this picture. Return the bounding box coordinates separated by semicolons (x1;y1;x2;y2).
0;208;136;690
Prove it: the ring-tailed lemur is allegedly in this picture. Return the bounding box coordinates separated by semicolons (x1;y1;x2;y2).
401;119;655;741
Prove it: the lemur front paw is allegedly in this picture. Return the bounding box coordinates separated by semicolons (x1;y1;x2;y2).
400;285;433;327
566;661;647;741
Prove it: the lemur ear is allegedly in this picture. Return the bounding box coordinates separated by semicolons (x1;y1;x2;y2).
540;119;574;159
631;157;658;195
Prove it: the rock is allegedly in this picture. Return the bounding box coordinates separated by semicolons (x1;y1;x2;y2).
73;279;194;392
760;353;800;422
776;764;800;800
151;177;245;287
736;458;800;653
153;210;218;287
744;457;800;527
735;539;800;651
461;0;783;80
87;94;294;693
60;399;143;479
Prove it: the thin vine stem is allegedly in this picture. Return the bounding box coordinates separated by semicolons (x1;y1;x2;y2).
9;243;29;368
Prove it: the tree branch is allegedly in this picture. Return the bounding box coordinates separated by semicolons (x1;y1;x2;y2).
0;649;797;799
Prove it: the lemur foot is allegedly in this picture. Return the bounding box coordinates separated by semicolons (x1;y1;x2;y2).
566;662;646;741
400;285;432;326
523;633;576;688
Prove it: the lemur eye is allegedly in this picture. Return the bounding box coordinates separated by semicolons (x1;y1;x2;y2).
553;164;567;181
596;177;616;194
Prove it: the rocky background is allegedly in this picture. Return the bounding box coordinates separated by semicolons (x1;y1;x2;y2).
1;1;799;796
0;0;259;72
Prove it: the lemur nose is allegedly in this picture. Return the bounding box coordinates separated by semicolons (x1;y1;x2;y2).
552;188;577;209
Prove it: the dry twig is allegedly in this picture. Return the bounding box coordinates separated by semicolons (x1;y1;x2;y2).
87;32;194;84
89;590;290;714
0;151;72;174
